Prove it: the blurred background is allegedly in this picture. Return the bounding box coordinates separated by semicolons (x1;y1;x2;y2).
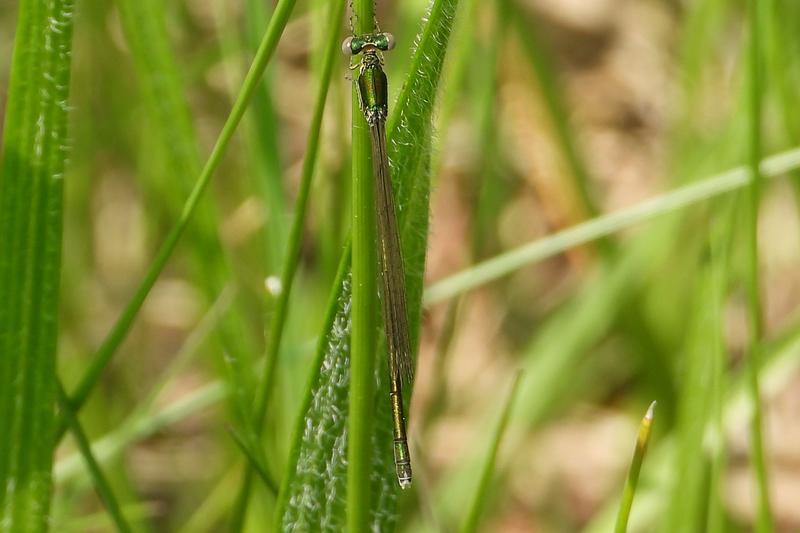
3;0;800;531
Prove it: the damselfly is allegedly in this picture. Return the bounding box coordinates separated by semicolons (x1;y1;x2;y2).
343;31;414;489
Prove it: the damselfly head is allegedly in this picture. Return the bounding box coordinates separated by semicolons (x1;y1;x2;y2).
342;32;396;56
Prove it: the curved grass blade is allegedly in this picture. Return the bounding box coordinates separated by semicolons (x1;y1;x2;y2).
614;402;656;533
459;372;522;533
57;0;301;437
0;0;75;527
431;0;480;177
275;0;460;529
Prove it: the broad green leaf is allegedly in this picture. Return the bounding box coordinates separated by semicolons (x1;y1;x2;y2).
0;0;76;529
276;0;460;528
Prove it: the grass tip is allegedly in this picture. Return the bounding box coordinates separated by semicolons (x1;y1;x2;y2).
645;401;656;421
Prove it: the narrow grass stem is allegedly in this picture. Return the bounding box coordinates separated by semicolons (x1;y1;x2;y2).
348;0;379;530
424;147;800;305
228;0;347;527
55;381;228;484
460;371;523;533
509;2;601;221
56;381;133;533
614;402;656;533
745;1;773;530
57;0;300;441
707;203;734;533
228;428;279;494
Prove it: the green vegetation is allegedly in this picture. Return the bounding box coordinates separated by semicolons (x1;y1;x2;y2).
1;0;799;531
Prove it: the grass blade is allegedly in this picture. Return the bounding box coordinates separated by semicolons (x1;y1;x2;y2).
56;384;133;533
115;0;258;441
0;0;75;527
242;0;289;273
459;372;523;533
228;429;278;496
706;203;734;533
424;147;800;305
55;381;228;484
347;0;380;530
58;0;301;434
744;1;773;529
228;0;347;526
614;402;656;533
509;1;601;220
663;255;727;532
584;324;800;533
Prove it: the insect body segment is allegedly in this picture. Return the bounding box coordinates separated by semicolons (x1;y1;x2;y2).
357;54;388;126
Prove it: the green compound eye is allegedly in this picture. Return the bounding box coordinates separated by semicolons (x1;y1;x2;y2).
342;33;396;56
382;32;396;51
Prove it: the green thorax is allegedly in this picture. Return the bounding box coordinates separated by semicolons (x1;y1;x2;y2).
357;52;388;125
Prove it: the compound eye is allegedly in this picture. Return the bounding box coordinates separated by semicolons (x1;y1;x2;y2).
383;32;396;51
342;36;355;55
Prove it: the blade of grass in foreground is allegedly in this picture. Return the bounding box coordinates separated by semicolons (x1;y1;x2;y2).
614;402;656;533
348;0;380;529
227;0;347;527
0;0;75;527
275;0;459;528
459;372;523;533
57;0;300;436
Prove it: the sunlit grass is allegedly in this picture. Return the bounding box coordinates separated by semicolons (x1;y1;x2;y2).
1;0;798;530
